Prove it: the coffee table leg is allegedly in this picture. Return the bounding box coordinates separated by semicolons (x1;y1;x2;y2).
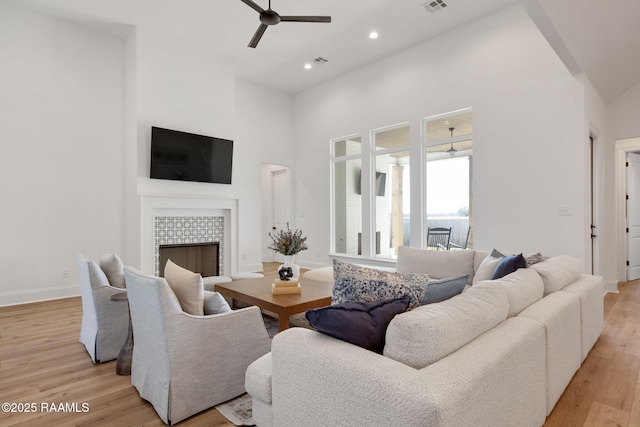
278;313;291;332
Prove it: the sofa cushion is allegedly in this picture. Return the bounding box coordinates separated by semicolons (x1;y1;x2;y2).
383;282;509;369
396;246;475;283
332;259;430;309
491;253;527;280
422;275;469;304
163;259;204;316
306;296;411;353
100;253;126;288
482;268;544;317
529;255;583;295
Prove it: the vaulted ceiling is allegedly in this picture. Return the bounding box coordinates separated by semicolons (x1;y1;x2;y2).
8;0;640;103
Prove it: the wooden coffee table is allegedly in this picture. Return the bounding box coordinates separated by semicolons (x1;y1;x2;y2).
215;276;332;332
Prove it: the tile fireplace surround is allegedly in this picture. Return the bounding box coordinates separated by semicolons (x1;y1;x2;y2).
140;195;238;277
154;216;224;276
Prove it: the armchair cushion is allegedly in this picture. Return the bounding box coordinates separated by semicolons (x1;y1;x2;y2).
164;259;204;316
306;296;411;353
87;259;111;288
100;253;126;288
203;291;232;315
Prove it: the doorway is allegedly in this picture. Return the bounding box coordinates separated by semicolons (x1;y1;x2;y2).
262;164;291;263
616;138;640;282
626;152;640;280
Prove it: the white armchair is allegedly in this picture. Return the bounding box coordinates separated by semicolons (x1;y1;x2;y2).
76;254;129;363
123;266;271;425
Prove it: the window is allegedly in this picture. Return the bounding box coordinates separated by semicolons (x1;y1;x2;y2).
373;124;410;259
330;109;473;259
424;110;473;249
332;135;362;256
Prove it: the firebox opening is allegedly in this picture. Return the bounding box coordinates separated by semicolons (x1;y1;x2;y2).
158;242;220;277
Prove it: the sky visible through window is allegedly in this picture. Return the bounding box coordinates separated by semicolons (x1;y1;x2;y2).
426;157;469;216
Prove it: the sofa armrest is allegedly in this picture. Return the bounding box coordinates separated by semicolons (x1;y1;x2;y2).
270;328;436;427
246;352;272;403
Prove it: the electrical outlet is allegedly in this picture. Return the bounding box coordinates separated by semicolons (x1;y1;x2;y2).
61;269;69;279
558;205;572;216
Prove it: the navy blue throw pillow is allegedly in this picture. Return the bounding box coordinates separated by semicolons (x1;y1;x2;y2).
305;296;411;354
491;253;527;280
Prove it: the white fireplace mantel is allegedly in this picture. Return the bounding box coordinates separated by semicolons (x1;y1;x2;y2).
140;194;238;276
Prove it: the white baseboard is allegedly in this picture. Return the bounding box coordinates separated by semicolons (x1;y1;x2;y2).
605;279;619;293
0;284;80;307
238;262;265;274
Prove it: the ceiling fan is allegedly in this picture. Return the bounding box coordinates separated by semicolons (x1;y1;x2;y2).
240;0;331;48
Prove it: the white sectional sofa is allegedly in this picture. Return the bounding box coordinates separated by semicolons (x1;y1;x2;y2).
245;247;605;427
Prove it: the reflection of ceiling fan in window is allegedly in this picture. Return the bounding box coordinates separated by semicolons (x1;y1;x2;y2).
240;0;331;48
447;127;457;156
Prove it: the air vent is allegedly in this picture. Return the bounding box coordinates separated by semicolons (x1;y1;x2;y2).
422;0;448;13
313;57;328;66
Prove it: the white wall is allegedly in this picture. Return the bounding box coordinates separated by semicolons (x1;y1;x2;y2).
293;5;588;270
0;3;295;305
0;2;126;305
234;77;295;271
577;74;609;286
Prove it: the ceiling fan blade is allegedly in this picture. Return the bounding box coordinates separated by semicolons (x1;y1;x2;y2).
240;0;264;14
280;16;331;23
248;23;269;48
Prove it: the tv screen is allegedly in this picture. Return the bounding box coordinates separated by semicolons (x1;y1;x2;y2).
150;126;233;184
356;170;386;196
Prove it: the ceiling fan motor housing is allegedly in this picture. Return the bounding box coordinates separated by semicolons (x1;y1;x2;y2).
260;9;280;25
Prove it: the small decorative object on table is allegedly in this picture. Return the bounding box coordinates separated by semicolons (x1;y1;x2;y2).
271;279;301;295
268;222;308;281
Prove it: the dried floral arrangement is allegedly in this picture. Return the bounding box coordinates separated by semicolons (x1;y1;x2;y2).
268;223;308;255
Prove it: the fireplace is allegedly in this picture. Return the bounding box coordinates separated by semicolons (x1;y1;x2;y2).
153;215;225;276
158;242;220;277
140;195;238;278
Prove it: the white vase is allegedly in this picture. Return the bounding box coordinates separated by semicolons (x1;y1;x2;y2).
277;255;300;281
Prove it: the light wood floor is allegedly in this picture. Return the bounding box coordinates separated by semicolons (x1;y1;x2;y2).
0;273;638;426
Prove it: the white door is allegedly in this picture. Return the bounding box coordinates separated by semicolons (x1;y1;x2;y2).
269;167;290;263
627;153;640;280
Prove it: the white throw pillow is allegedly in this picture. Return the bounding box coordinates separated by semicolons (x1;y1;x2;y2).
472;255;503;284
164;259;205;316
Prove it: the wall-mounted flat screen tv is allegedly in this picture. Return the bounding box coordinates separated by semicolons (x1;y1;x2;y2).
356;170;386;196
150;126;233;184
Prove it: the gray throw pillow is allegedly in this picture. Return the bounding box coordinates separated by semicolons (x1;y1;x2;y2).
100;253;126;288
332;259;430;309
203;291;232;315
422;274;469;304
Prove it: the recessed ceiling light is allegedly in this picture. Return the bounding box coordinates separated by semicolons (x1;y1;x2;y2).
369;31;379;39
304;63;312;70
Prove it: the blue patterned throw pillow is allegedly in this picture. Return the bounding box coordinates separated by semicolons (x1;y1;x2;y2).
332;259;431;309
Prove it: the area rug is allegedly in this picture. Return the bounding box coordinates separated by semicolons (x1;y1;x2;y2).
262;315;279;339
215;393;254;426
